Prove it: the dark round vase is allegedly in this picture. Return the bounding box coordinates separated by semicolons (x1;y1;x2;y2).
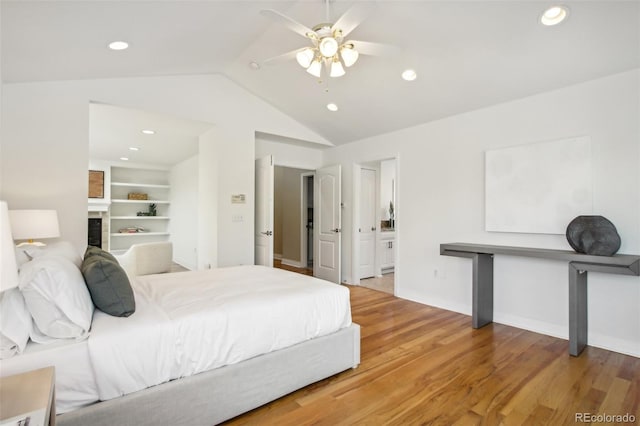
566;215;621;256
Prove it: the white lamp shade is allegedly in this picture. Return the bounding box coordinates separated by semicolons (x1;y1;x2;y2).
306;58;322;78
296;47;315;68
340;46;359;67
0;201;19;292
330;59;346;78
9;209;60;242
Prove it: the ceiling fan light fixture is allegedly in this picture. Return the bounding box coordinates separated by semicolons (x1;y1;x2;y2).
340;45;359;67
319;37;339;58
306;58;323;78
330;58;346;78
296;47;315;68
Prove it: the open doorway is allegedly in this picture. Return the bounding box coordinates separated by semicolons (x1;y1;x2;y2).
301;173;314;270
88;102;214;271
272;166;314;275
354;158;397;295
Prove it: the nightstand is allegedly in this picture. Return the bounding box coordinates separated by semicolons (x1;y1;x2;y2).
0;366;55;426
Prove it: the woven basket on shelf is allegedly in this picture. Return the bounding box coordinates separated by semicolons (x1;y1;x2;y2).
128;192;148;200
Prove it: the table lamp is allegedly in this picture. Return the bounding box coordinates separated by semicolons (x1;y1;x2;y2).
8;209;60;248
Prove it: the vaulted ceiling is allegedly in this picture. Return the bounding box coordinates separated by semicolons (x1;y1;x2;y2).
2;1;639;147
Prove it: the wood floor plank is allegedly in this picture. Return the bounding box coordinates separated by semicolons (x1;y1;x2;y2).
223;285;640;425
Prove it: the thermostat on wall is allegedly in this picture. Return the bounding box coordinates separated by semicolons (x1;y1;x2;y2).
231;194;246;204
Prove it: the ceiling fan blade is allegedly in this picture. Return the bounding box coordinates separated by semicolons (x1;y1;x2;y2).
331;3;376;39
347;40;398;57
260;9;315;39
261;49;300;66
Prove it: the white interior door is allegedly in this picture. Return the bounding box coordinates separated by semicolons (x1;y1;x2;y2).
359;168;376;279
314;164;341;283
255;155;274;267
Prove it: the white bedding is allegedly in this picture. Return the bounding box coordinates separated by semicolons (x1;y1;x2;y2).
0;338;99;414
1;265;352;412
88;265;352;401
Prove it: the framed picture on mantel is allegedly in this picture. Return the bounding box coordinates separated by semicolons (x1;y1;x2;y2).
88;170;104;198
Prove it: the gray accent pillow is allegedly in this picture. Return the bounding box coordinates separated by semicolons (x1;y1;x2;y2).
81;248;135;317
84;245;118;263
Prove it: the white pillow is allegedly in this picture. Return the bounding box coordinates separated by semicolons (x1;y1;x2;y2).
16;241;83;269
19;256;93;342
0;288;32;359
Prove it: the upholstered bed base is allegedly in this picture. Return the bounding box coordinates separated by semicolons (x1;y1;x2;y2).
57;323;360;426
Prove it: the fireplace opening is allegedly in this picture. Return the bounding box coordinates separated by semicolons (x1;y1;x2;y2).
88;218;102;248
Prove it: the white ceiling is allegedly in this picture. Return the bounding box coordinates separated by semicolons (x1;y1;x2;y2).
3;1;639;147
89;103;214;166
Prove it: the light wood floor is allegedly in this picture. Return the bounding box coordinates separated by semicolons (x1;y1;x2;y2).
273;259;313;276
225;285;640;425
360;273;394;295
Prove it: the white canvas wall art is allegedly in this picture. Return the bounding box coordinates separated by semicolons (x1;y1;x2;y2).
485;136;593;234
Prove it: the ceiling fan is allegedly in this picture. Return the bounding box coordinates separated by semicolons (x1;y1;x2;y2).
260;1;392;79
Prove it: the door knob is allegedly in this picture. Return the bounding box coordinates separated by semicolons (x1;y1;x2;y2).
371;227;376;231
261;231;273;236
332;228;341;233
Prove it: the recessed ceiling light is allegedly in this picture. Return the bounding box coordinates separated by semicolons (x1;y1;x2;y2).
141;129;155;135
249;61;261;70
120;157;129;161
402;69;417;81
129;147;139;151
540;5;569;26
327;103;338;112
108;41;129;51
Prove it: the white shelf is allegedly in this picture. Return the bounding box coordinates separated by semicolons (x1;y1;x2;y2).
109;166;171;253
111;216;170;220
111;232;170;237
111;182;170;189
111;199;170;204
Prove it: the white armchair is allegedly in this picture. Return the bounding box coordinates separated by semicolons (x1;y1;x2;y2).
115;242;173;277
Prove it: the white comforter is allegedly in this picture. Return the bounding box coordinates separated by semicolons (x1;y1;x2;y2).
88;265;352;401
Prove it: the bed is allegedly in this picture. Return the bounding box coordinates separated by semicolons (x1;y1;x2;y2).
1;261;360;426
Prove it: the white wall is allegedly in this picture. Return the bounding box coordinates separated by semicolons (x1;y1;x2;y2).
1;80;89;250
197;128;218;270
211;125;255;267
0;74;329;265
170;155;198;270
323;69;640;357
255;138;324;170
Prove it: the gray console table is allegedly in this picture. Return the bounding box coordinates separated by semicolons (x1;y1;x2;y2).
440;243;640;356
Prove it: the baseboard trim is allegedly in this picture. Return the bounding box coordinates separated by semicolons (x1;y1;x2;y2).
281;258;304;268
